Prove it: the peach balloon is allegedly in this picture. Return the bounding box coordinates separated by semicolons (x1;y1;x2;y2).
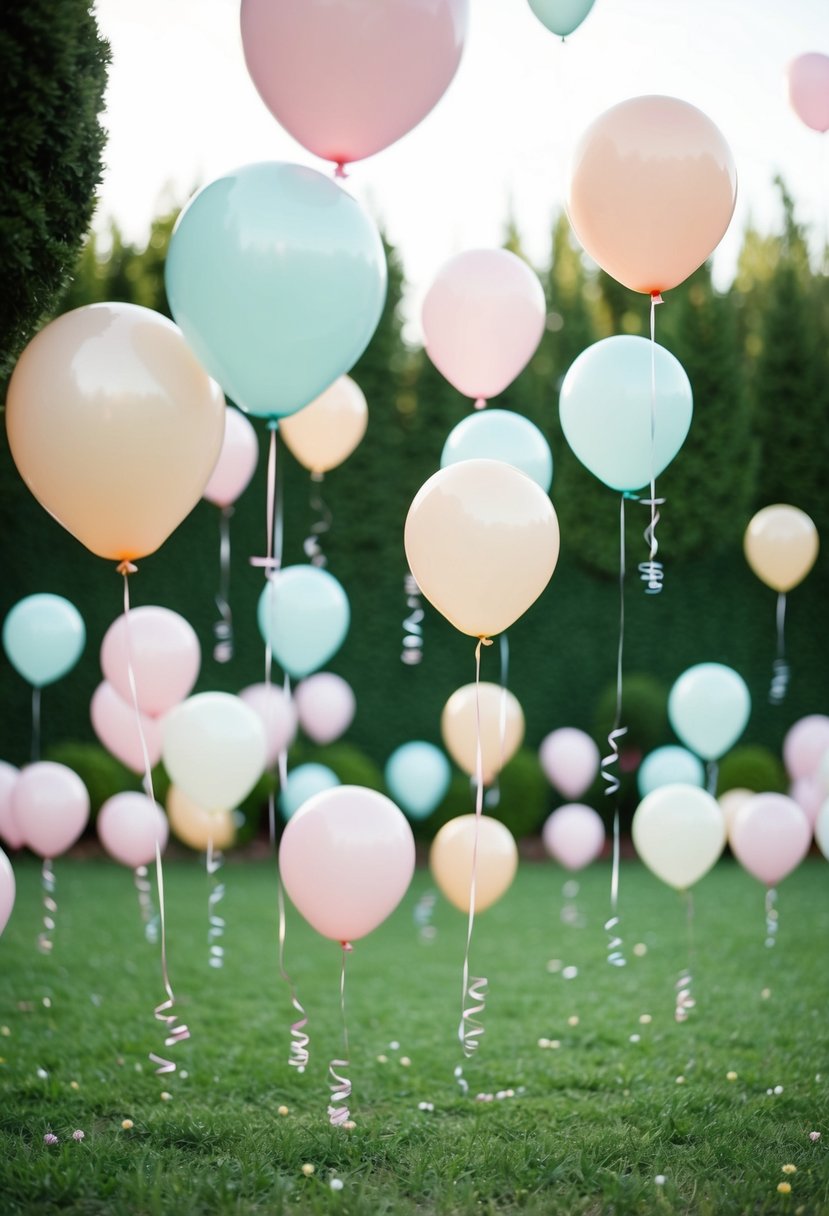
167;785;236;851
568;95;737;295
441;682;525;786
787;52;829;133
405;460;559;639
279;376;368;475
421;249;547;406
430;814;518;914
6;303;226;562
202;406;259;508
744;504;818;593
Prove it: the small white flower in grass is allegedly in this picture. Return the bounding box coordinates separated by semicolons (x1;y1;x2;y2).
42;997;51;1008
330;1178;344;1191
761;987;771;1000
43;1133;58;1145
537;1038;550;1049
301;1164;315;1177
160;1091;173;1102
633;943;647;957
546;959;562;973
782;1164;797;1174
389;1041;400;1051
342;1120;356;1131
72;1130;84;1141
277;1106;289;1117
654;1175;666;1186
36;1068;48;1079
675;1076;685;1085
550;1040;561;1049
417;1102;434;1112
376;1054;388;1064
562;966;578;980
629;1034;641;1044
121;1120;133;1130
639;1014;652;1025
70;1081;79;1090
774;1085;784;1095
179;1070;188;1080
567;1016;579;1027
809;1131;821;1142
0;1026;10;1036
726;1071;737;1082
400;1057;411;1067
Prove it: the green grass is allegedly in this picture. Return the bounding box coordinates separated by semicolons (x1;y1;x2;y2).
0;855;827;1215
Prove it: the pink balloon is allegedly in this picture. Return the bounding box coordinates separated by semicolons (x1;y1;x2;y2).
12;762;90;859
100;606;200;718
97;792;169;868
202;406;259;509
0;761;24;850
238;683;298;770
542;803;605;871
539;728;600;800
730;793;812;887
91;682;163;774
279;785;415;942
421;249;546;406
790;776;823;827
294;673;356;746
240;0;469;169
783;714;829;781
787;53;829;133
0;846;14;936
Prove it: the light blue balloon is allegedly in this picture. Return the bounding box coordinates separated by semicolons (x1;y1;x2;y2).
280;764;340;821
2;594;85;688
385;741;451;820
668;663;751;762
527;0;596;37
257;566;350;679
559;336;692;492
637;745;706;799
441;409;553;493
165;162;387;419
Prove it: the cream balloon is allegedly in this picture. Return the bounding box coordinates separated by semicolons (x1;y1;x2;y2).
632;784;726;890
441;682;525;785
743;504;819;593
405;459;559;639
717;787;754;841
6;303;226;562
0;847;14;937
162;692;266;812
430;814;518;914
166;785;237;851
279;376;368;475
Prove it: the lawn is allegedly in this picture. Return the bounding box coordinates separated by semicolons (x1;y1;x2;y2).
0;854;827;1214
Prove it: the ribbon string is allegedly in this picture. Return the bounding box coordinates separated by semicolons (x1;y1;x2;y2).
327;943;353;1126
117;562;190;1074
764;886;779;948
213;505;234;663
413;889;438;942
401;571;424;666
601;497;628;967
36;858;56;955
31;686;42;764
768;592;790;704
206;837;226;970
706;760;719;797
133;864;159;944
302;472;332;568
604;813;626;967
638;292;665;594
675;889;697;1023
484;632;510;811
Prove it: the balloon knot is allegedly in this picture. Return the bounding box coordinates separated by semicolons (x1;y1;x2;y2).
116;560;138;576
651;292;664;306
341;941;353;953
473;397;487;411
334;162;348;180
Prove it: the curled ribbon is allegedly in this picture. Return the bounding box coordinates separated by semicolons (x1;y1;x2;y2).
37;858;56;955
414;890;438;943
604;813;626;967
639;292;666;595
674;889;696;1023
327;943;353;1126
276;864;310;1073
302;473;332;568
133;864;158;945
206;838;225;970
213;505;234;663
769;592;790;705
401;572;424;666
764;886;779;948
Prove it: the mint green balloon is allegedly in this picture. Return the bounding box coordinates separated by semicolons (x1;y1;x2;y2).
2;594;85;688
280;764;340;821
637;745;705;798
559;336;692;492
668;663;751;762
441;409;553;492
257;566;350;679
165;162;387;419
527;0;595;37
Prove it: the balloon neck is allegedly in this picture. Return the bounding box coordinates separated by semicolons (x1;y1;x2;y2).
340;940;353;953
311;471;325;484
334;161;348;180
473;397;487;411
116;560;138;576
267;418;279;432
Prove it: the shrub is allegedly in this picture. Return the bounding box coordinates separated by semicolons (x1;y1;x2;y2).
717;745;787;795
44;742;137;818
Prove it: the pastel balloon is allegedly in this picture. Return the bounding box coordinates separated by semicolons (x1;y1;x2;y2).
385;742;452;820
166;162;387;419
240;0;468;168
97;792;169;868
279;376;368;475
202;406;259;509
421;250;546;405
441;409;553;492
789;776;823;828
668;663;751;761
279;786;415;941
257;566;350;679
539;728;600;800
527;0;595;37
816;799;829;862
730;794;811;886
12;762;90;859
559;336;693;492
430;814;518;914
101;606;201;719
90;681;164;774
568;95;737;295
2;594;85;688
441;683;525;785
167;785;236;851
239;683;298;770
542;804;605;871
783;715;829;781
0;847;14;937
718;787;754;840
405;460;559;639
280;764;340;821
293;673;355;746
632;784;726;890
6;303;225;562
744;504;819;593
0;762;23;850
637;746;705;799
787;52;829;133
162;692;267;813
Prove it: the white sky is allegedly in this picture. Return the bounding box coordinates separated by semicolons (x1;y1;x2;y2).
95;0;829;336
